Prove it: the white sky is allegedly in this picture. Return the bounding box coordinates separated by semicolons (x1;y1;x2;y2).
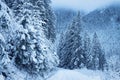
52;0;120;12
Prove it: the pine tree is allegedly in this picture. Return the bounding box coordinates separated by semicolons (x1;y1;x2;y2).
83;32;91;68
90;32;106;70
0;1;14;73
57;32;65;60
58;12;84;69
2;0;58;74
4;0;56;42
42;0;56;42
0;0;17;59
106;55;120;80
99;50;106;70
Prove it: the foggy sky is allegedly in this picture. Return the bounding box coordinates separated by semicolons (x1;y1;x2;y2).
52;0;120;12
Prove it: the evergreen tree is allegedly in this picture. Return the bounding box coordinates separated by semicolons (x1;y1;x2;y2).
2;0;58;74
4;0;56;42
90;32;106;70
0;35;10;74
57;32;65;60
99;50;106;70
0;1;14;74
42;0;56;42
106;55;120;80
58;12;84;69
83;32;91;68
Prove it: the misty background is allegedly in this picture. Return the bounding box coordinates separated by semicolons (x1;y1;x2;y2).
52;0;120;12
51;0;120;57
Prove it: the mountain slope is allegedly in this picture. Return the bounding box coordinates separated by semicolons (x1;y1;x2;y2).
83;4;120;30
82;4;120;55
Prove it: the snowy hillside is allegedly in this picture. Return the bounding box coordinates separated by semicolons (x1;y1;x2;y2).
83;4;120;55
83;4;120;30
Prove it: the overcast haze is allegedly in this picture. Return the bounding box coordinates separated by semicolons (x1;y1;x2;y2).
52;0;120;12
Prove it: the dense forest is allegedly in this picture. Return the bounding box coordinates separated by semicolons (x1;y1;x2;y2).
0;0;119;80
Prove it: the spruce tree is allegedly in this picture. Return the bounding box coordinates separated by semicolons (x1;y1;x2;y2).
3;0;58;74
90;32;106;70
0;1;14;74
58;12;84;69
42;0;56;42
99;50;106;70
83;32;91;68
4;0;56;42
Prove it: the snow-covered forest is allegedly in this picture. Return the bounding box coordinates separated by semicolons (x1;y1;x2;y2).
0;0;119;80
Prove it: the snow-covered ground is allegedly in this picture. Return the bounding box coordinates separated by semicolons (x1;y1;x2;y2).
47;68;104;80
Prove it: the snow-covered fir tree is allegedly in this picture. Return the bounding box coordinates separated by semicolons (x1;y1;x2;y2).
0;0;58;79
41;0;56;42
58;12;84;69
6;0;58;74
0;1;22;79
89;32;106;70
0;0;19;66
105;55;120;80
4;0;56;42
83;32;91;68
